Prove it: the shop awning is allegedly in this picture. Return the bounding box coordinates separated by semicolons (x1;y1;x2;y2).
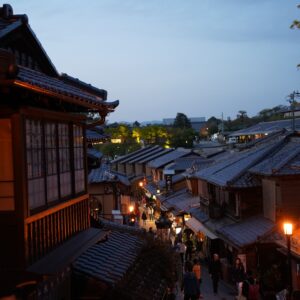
186;217;218;239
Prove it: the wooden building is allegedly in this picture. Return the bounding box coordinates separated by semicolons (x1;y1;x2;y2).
0;4;118;298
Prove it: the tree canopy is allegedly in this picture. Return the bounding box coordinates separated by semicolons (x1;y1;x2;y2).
173;113;191;129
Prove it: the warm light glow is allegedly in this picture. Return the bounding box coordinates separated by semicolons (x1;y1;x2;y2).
129;205;134;213
139;181;143;187
175;227;182;234
284;222;293;236
152;195;156;200
156;188;160;194
184;214;190;221
111;138;122;144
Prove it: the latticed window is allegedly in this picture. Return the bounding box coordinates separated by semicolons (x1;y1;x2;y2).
25;119;86;210
45;122;58;202
26;119;45;209
58;123;71;198
73;125;85;193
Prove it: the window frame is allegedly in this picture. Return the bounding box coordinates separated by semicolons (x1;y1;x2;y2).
24;111;87;214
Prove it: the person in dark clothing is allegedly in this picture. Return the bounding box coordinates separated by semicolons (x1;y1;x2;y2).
185;238;193;262
232;257;245;296
242;270;260;300
209;253;222;295
141;211;147;225
181;261;200;300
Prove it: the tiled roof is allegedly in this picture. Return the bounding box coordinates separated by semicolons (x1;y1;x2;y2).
0;9;58;76
204;217;235;234
0;16;23;38
86;129;109;142
88;164;131;186
73;231;144;286
15;66;119;111
161;189;199;214
128;147;165;164
60;73;107;99
0;7;118;113
229;118;300;137
164;155;203;171
111;146;154;164
189;207;209;223
250;136;300;176
147;149;192;169
27;228;107;274
119;146;161;164
137;148;174;164
217;216;275;248
195;137;285;187
87;147;103;160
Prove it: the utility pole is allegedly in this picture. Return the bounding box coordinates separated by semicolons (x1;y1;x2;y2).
221;112;224;135
288;91;299;133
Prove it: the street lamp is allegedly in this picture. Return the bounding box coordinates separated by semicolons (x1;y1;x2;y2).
283;222;293;297
129;205;134;213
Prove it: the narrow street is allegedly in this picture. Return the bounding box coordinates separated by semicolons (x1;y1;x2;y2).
137;213;237;300
175;263;236;300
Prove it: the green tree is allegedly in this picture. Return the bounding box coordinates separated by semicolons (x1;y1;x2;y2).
105;124;131;143
173;113;191;129
291;4;300;29
206;116;221;136
170;128;195;148
140;125;169;145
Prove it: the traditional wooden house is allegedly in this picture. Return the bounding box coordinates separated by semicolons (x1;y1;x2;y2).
0;4;118;298
250;133;300;292
111;146;153;173
190;133;289;276
88;163;131;219
146;148;199;183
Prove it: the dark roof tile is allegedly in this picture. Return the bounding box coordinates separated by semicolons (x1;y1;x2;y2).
16;66;118;110
217;216;275;248
147;149;192;169
73;231;144;285
250;136;300;176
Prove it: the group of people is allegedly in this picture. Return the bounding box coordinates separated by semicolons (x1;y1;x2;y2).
180;253;261;300
141;206;154;225
180;252;222;299
232;257;260;300
181;259;203;300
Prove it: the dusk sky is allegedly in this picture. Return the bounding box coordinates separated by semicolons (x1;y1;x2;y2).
9;0;300;123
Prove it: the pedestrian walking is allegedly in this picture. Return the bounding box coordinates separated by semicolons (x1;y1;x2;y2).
209;253;222;295
142;211;147;225
232;257;245;297
181;261;200;300
241;270;260;300
177;240;186;265
192;258;202;298
149;206;154;220
185;237;193;262
170;228;176;247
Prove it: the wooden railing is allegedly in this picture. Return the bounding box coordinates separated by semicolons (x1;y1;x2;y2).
24;195;90;265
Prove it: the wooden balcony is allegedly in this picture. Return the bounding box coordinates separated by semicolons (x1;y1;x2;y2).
24;195;90;265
